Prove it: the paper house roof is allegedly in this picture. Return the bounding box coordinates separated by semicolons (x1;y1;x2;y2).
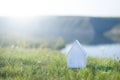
67;40;87;68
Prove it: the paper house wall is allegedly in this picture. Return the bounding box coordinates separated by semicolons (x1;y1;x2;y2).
67;40;87;68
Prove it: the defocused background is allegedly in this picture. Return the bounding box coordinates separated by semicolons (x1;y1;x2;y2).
0;16;120;59
0;16;120;49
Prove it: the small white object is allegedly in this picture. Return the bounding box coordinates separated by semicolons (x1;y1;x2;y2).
67;40;87;68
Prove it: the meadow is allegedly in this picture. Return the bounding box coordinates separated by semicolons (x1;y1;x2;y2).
0;48;120;80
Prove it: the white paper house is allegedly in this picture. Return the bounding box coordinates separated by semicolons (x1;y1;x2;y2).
67;40;87;68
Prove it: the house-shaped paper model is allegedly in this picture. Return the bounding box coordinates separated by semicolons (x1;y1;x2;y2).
67;40;87;68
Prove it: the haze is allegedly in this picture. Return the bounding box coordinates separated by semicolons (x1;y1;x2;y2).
0;0;120;17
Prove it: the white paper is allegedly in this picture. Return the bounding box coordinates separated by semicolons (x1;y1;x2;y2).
67;40;87;68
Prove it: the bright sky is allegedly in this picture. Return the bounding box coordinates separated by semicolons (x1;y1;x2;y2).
0;0;120;17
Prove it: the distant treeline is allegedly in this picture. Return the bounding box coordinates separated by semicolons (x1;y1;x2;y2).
0;37;65;50
0;16;120;49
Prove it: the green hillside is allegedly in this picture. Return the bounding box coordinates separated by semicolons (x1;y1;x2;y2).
0;48;120;80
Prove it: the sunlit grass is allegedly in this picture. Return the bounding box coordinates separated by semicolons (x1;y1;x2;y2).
0;48;120;80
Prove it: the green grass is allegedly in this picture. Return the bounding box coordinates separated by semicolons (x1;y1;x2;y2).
0;48;120;80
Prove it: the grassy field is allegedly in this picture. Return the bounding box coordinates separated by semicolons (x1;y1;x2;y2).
0;48;120;80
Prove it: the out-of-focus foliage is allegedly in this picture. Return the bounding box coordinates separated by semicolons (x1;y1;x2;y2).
0;48;120;80
0;37;65;50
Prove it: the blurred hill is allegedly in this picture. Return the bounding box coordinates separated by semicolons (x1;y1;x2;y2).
0;16;120;49
90;17;120;44
104;24;120;42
